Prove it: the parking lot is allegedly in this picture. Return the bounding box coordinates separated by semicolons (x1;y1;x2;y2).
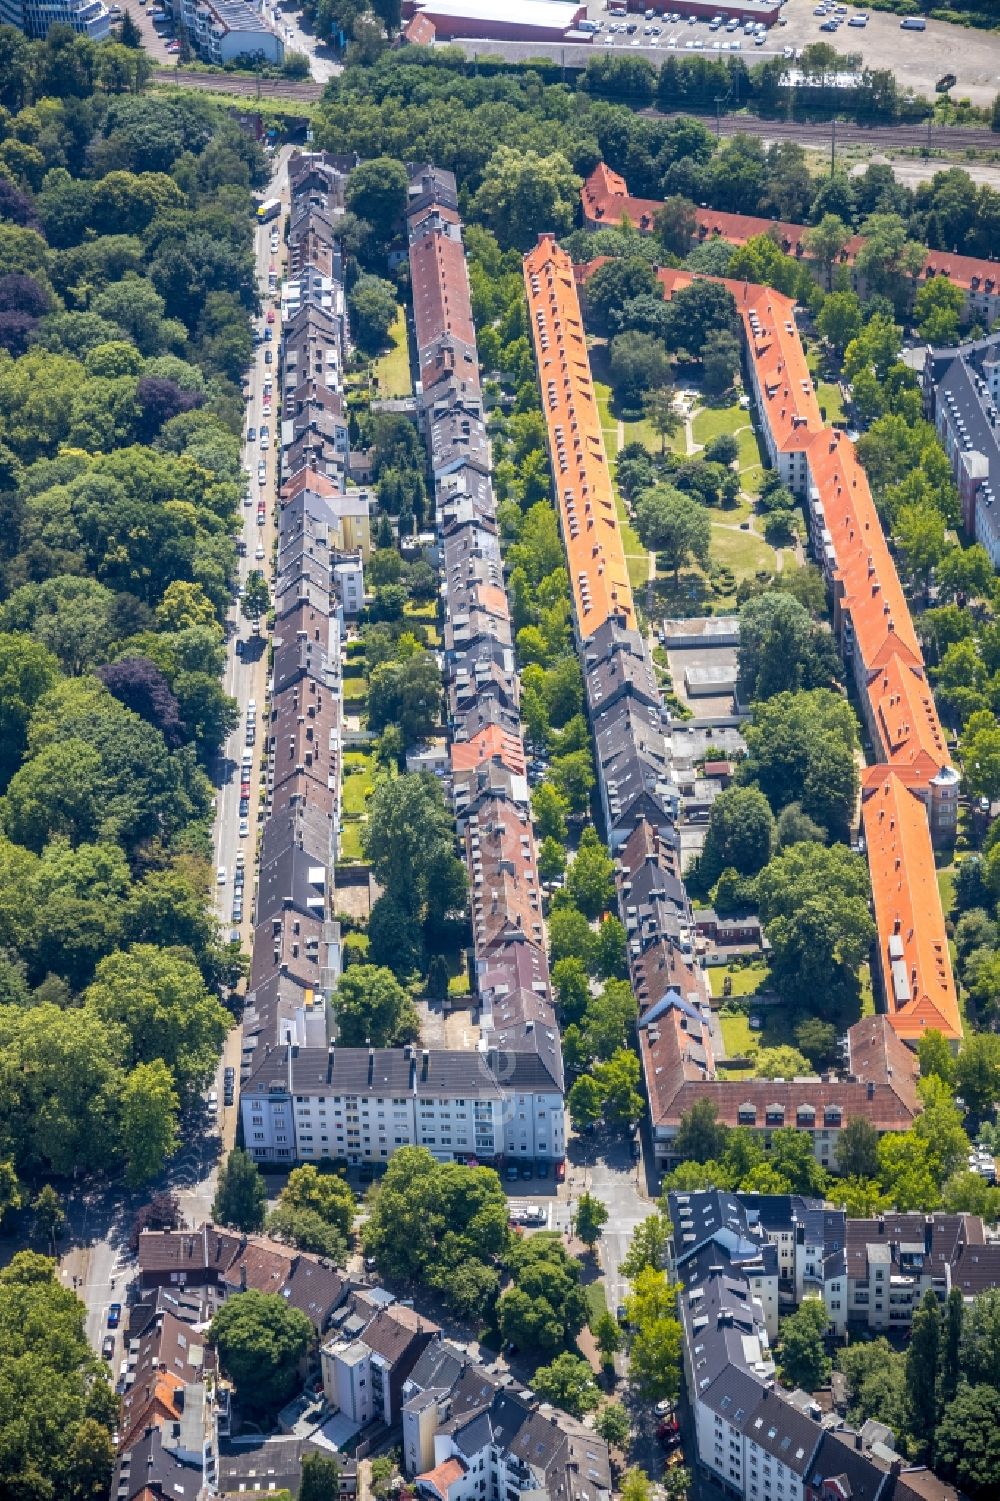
459;0;1000;109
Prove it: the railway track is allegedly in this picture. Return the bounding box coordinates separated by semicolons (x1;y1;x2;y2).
643;105;997;151
154;67;325;101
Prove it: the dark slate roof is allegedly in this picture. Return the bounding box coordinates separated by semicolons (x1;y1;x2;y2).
242;1044;507;1102
742;1387;822;1476
280;1255;348;1330
114;1425;203;1501
807;1430;893;1501
256;841;328;925
218;1435;357;1497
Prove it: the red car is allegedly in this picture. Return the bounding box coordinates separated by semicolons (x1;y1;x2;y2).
555;1160;565;1182
266;309;276;324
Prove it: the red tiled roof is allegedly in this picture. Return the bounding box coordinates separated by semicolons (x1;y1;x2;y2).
524;235;636;635
403;10;436;42
466;797;544;953
644;1014;919;1133
580;163;1000;295
860;771;961;1042
656;266;824;456
450;724;526;777
417;1458;467;1500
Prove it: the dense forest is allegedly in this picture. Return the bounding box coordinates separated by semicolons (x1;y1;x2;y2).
0;25;267;1203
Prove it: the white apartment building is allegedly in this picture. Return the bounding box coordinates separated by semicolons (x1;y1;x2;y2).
240;1042;564;1167
172;0;282;64
3;0;110;36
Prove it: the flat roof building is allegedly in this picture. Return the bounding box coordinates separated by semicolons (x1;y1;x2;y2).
403;0;586;41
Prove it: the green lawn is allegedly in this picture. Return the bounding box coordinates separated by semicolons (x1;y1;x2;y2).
404;600;438;623
737;425;764;472
709;962;770;999
372;308;411;399
937;864;957;917
624;416;686;456
613;489;649;594
692;404;747;445
342;766;374;817
859;963;875;1018
585;1281;609;1327
710;522;776;581
816;381;845;425
340;822;365;862
448;970;471;997
719;999;801;1070
720;1011;755;1058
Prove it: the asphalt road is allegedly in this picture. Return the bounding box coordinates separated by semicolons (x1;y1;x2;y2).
54;150;293;1369
265;0;343;82
209;144;293;1143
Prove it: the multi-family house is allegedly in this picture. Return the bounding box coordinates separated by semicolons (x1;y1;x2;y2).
409;1385;611;1501
644;1012;920;1174
581;162;1000;327
669;1194;959;1501
321;1293;440;1429
923;331;1000;566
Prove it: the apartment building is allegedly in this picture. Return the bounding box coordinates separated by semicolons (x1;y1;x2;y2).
3;0;110;36
648;260;960;1047
524;236;636;636
116;1228;358;1501
172;0;283;64
400;1345;611;1501
668;1192;960;1501
321;1292;440;1430
645;1009;919;1173
924;331;1000;567
581;162;1000;325
656;267;824;496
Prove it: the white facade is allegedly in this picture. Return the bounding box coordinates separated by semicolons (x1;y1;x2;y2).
333;555;365;616
241;1070;564;1167
173;0;282;63
321;1341;374;1426
11;0;110;35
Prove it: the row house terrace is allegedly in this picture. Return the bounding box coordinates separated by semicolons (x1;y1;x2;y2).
524;235;636;637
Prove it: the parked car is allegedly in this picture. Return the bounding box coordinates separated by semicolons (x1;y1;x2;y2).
506;1164;519;1181
107;1303;122;1328
207;1090;218;1114
267;309;276;324
239;817;249;838
102;1336;115;1360
247;426;256;443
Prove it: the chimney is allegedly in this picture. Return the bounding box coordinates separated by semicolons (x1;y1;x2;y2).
240;1262;248;1291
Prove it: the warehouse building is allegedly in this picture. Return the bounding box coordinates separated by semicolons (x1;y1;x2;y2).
402;0;587;42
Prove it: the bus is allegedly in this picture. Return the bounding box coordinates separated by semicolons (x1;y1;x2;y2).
256;198;281;225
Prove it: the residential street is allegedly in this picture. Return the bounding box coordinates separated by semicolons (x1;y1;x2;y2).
266;0;342;82
54;149;293;1367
